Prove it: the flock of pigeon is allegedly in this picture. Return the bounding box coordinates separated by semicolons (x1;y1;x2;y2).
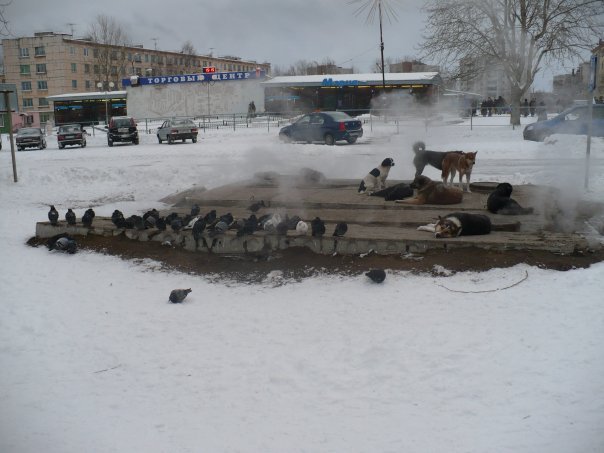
45;202;386;301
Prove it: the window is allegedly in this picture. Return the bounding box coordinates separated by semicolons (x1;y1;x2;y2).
22;98;34;108
37;80;48;90
110;66;118;75
21;81;32;91
145;54;149;62
152;55;157;63
70;46;76;55
93;48;99;58
84;64;90;73
110;50;118;60
71;80;78;88
36;63;47;74
94;65;100;74
71;63;77;73
34;46;46;56
38;98;49;107
19;47;30;57
20;65;31;75
85;80;91;89
83;48;89;57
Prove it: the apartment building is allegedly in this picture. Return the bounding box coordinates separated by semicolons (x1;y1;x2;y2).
2;32;271;124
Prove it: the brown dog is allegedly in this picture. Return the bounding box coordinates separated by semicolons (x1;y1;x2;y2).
441;151;477;192
396;175;463;205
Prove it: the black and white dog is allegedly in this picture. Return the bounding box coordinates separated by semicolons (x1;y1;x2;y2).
358;158;395;194
418;212;492;238
487;182;534;215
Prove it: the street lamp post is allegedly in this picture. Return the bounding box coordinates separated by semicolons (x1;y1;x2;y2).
97;81;115;125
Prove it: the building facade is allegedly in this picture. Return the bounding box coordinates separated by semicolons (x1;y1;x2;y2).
1;32;271;125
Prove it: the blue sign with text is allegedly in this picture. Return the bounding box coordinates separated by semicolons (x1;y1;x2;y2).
122;70;265;87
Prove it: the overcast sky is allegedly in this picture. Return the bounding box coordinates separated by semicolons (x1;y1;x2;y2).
5;0;588;90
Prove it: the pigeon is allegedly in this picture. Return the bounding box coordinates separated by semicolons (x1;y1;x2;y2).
155;217;167;231
333;222;348;237
48;205;59;226
311;217;326;237
169;288;192;303
65;208;76;225
192;218;206;241
275;221;289;235
171;217;184;233
111;209;126;227
296;220;309;235
126;215;145;230
263;213;282;232
219;212;234;226
209;220;228;237
248;199;266;213
365;269;386;283
203;209;217;224
190;204;201;217
47;233;77;254
286;215;302;230
82;208;95;227
183;216;200;230
237;215;258;237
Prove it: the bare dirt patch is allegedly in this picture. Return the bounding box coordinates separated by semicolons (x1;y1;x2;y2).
28;234;604;283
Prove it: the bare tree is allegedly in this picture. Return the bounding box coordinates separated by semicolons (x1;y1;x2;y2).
180;40;197;69
420;0;604;125
86;15;131;90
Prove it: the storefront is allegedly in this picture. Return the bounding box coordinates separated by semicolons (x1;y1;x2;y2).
46;91;127;126
262;72;442;114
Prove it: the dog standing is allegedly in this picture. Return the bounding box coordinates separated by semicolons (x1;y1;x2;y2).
433;212;492;238
358;158;395;194
396;175;463;205
441;151;477;192
412;141;463;177
487;182;534;215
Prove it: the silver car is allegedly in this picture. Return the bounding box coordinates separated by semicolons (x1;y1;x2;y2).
157;118;198;144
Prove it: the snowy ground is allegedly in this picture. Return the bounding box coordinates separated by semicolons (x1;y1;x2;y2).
1;115;604;453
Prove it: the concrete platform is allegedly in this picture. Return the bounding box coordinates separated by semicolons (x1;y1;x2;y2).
35;174;603;256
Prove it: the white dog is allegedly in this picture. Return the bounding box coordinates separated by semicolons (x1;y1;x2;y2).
358;158;395;194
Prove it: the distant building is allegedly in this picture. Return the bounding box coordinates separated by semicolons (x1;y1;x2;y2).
458;56;510;101
553;62;590;107
592;39;604;100
389;60;439;73
1;32;271;125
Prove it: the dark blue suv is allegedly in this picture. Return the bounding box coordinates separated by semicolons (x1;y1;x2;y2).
279;111;363;145
523;104;604;141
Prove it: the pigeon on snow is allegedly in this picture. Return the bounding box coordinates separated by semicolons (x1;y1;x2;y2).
169;288;192;303
365;269;386;283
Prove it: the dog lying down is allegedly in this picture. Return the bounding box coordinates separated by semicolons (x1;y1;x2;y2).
487;182;534;215
370;183;413;201
396;175;463;205
417;212;492;238
358;158;395;194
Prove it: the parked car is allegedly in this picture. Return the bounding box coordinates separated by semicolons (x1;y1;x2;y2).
523;104;604;141
157;118;198;144
107;116;139;146
278;111;363;145
16;127;47;151
57;124;86;149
